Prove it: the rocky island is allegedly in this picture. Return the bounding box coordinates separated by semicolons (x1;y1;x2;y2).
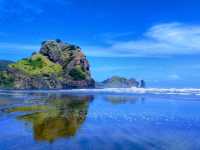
96;76;140;88
0;40;95;89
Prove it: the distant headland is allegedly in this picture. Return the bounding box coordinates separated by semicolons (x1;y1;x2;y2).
96;76;145;88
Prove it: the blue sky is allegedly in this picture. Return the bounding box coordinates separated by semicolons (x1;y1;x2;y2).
0;0;200;87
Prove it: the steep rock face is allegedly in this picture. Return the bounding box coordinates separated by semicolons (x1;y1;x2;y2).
39;40;94;88
40;40;91;79
7;68;63;89
0;40;94;89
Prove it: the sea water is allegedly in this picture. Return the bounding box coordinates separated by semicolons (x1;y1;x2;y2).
0;88;200;150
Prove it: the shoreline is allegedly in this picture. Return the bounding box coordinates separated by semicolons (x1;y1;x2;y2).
0;87;200;97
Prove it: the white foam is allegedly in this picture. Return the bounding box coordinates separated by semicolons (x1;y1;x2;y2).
66;87;200;95
1;87;200;96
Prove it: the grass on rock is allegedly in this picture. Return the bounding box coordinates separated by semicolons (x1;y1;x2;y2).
9;54;63;76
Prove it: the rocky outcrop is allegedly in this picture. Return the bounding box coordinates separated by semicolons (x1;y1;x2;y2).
139;80;146;88
96;76;139;88
0;40;95;89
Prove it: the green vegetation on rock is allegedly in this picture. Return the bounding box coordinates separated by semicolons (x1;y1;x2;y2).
0;71;14;88
69;65;86;80
9;54;63;76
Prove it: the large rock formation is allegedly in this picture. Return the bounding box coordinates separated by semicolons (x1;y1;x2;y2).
0;40;95;89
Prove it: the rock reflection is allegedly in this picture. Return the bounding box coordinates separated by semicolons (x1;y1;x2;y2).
105;95;145;104
6;95;93;142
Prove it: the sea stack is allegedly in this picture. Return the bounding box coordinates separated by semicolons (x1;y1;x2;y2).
0;39;95;89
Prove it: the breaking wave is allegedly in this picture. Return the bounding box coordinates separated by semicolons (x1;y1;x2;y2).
67;87;200;96
1;87;200;96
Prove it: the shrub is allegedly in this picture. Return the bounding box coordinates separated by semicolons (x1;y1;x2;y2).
69;65;86;80
0;71;14;88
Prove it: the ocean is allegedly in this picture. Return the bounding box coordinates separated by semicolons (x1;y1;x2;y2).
0;88;200;150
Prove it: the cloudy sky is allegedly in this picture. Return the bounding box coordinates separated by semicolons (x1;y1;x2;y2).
0;0;200;87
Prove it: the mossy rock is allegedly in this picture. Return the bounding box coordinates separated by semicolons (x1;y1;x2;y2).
9;54;63;76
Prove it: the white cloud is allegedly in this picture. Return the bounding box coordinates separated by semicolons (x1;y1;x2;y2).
2;22;200;58
84;23;200;57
